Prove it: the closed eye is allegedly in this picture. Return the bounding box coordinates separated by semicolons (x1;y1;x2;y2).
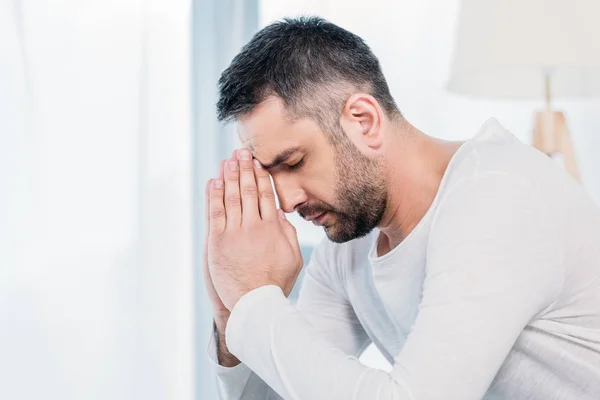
286;157;304;171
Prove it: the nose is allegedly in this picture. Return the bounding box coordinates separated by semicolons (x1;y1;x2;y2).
272;175;307;213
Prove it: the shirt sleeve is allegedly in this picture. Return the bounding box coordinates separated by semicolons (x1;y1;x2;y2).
207;239;370;399
224;173;564;400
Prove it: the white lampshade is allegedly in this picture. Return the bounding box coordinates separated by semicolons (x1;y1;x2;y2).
447;0;600;99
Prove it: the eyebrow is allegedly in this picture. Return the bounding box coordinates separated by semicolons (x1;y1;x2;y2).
259;146;302;170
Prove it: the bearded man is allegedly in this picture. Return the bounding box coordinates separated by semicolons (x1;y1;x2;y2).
204;16;600;400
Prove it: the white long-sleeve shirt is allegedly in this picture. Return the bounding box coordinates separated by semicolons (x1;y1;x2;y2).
207;119;600;399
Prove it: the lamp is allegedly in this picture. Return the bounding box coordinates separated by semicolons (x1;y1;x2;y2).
447;0;600;181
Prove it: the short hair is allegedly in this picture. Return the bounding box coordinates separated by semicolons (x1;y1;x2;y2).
216;16;401;137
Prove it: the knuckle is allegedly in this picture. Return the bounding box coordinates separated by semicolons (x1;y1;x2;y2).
242;186;258;197
240;161;254;171
260;190;275;201
225;194;240;205
257;171;271;179
210;208;225;219
244;219;260;230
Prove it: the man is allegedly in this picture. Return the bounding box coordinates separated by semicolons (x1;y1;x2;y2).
204;17;600;399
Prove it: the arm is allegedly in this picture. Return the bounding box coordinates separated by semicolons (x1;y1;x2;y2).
207;239;370;399
206;149;370;398
224;174;564;399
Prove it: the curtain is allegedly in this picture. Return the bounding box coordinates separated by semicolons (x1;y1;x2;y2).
192;1;259;398
1;0;194;398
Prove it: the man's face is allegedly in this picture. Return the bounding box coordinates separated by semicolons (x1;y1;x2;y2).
238;97;387;243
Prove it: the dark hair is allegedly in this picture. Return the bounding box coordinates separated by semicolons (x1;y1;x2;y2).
216;16;401;136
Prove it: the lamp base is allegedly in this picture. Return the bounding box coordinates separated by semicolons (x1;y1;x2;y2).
533;110;581;182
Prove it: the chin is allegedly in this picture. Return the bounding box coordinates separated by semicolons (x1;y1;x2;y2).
324;226;369;244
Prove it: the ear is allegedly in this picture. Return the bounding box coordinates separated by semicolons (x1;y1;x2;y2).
339;93;383;154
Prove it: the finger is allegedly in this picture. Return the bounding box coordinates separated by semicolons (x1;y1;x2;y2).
209;178;226;234
213;159;225;232
278;209;302;259
219;159;225;182
253;157;278;220
204;179;212;283
224;157;242;228
205;178;212;246
237;149;260;224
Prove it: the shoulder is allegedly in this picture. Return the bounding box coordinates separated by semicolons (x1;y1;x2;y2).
431;170;553;244
432;119;560;228
426;170;563;292
447;118;560;189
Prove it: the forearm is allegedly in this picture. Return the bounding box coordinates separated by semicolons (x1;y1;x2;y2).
225;285;411;399
226;283;546;400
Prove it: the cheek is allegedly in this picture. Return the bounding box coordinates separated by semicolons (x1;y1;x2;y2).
303;177;337;206
298;153;338;205
307;160;336;192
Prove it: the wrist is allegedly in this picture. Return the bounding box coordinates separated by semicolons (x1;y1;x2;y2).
214;311;230;331
213;319;241;367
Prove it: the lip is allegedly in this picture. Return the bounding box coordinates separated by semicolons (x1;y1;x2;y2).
312;212;327;226
305;211;325;222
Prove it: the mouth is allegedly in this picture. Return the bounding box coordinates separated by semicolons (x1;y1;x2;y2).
304;211;324;221
308;211;327;226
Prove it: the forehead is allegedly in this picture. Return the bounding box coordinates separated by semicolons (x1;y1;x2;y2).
236;97;321;160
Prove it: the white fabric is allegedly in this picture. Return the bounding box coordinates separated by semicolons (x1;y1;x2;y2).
208;119;600;399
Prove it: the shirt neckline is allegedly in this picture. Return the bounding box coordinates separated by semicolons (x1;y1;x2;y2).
368;118;502;263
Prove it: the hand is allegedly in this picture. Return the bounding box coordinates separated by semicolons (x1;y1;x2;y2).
206;148;303;311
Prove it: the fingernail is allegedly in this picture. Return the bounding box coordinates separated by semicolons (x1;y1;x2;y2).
279;210;286;219
253;159;262;169
227;160;238;171
240;149;251;160
213;179;223;189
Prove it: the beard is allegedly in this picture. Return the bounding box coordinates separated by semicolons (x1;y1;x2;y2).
298;129;387;243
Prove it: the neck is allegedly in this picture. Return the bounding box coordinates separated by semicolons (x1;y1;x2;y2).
376;122;462;256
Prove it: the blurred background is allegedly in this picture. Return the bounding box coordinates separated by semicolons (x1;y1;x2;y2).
1;0;599;399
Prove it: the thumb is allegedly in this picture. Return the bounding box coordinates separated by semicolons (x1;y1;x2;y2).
278;210;302;257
